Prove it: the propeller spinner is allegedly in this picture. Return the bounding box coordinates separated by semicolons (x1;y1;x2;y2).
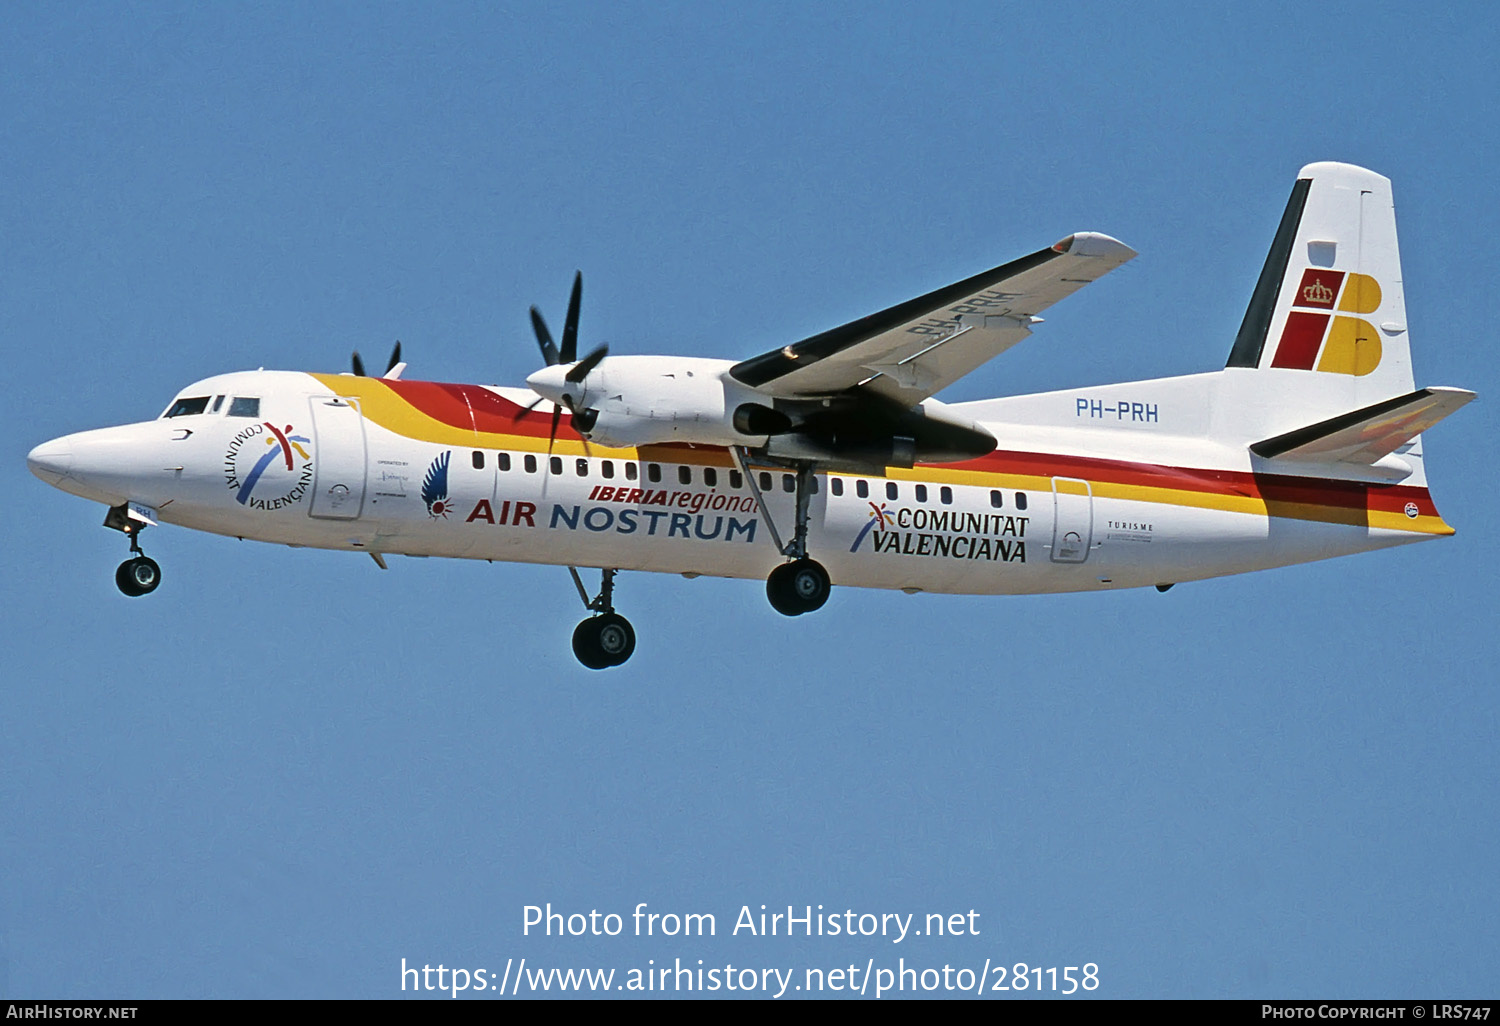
520;272;608;449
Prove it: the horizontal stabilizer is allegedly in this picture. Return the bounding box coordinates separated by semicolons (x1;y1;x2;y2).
1250;386;1475;465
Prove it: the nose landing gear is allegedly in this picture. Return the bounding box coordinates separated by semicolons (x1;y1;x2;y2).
104;503;162;597
116;553;162;597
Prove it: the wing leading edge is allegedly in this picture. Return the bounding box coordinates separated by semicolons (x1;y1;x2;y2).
729;232;1136;406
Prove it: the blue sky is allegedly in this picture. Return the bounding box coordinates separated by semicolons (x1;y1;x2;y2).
3;1;1497;999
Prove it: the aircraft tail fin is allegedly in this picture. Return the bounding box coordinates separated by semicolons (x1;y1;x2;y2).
1250;386;1474;478
1226;162;1413;403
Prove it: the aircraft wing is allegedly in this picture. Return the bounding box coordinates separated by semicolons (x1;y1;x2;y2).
729;233;1137;406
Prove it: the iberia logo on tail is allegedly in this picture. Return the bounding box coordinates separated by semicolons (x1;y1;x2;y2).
1270;268;1383;376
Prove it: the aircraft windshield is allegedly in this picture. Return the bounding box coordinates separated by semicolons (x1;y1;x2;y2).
164;396;211;418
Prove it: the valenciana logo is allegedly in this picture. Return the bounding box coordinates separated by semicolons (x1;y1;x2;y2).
224;422;313;509
851;501;1029;563
850;502;895;552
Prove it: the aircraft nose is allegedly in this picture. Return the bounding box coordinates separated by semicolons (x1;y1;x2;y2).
26;436;73;485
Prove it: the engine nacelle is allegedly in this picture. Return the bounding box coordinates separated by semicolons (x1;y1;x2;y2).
567;355;771;448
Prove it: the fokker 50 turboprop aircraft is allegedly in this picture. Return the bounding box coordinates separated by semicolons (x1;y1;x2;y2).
28;163;1473;668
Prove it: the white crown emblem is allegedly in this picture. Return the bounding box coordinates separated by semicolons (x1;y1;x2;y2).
1303;279;1334;305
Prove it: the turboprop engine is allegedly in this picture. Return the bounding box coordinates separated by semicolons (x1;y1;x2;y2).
519;272;995;466
525;354;996;468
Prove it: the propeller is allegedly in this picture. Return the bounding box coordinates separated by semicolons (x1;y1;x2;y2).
518;272;608;452
352;340;404;379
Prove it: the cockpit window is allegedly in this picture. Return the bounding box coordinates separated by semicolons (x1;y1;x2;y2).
210;395;225;413
228;397;261;417
164;396;210;418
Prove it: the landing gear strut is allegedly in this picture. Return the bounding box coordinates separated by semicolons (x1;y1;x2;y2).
568;567;635;669
732;451;832;617
106;506;162;598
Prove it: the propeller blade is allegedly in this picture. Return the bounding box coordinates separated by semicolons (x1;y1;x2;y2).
351;350;367;376
560;271;582;364
548;404;562;455
386;340;403;374
512;395;546;421
530;308;560;366
565;343;608;384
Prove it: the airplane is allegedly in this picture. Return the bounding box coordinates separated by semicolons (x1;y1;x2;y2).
27;162;1473;668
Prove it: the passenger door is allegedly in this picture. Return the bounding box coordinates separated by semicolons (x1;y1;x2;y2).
307;396;368;520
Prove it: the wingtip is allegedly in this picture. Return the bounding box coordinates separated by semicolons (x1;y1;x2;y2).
1054;232;1137;261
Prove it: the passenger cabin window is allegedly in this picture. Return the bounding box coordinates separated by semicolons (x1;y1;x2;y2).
227;397;261;417
759;472;772;491
550;456;563;475
940;486;953;505
648;464;662;483
990;489;1004;508
886;482;898;500
498;453;511;472
856;480;869;499
625;463;639;481
729;470;743;490
703;468;717;487
831;478;844;497
165;396;210;418
782;474;795;493
915;484;927;503
524;454;537;474
678;465;692;485
576;458;588;477
1015;492;1028;510
472;451;485;469
602;460;615;479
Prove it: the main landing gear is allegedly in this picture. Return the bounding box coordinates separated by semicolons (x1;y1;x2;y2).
766;558;830;617
733;453;832;617
568;566;636;670
105;505;162;597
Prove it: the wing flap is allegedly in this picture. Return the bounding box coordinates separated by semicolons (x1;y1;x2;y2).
730;232;1136;404
1250;386;1475;465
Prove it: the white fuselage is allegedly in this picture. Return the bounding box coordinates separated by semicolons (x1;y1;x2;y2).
27;368;1444;597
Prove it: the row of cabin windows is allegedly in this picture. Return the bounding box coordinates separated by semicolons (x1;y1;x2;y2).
163;395;261;418
827;477;1028;510
469;450;751;488
463;450;1028;509
831;477;952;504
